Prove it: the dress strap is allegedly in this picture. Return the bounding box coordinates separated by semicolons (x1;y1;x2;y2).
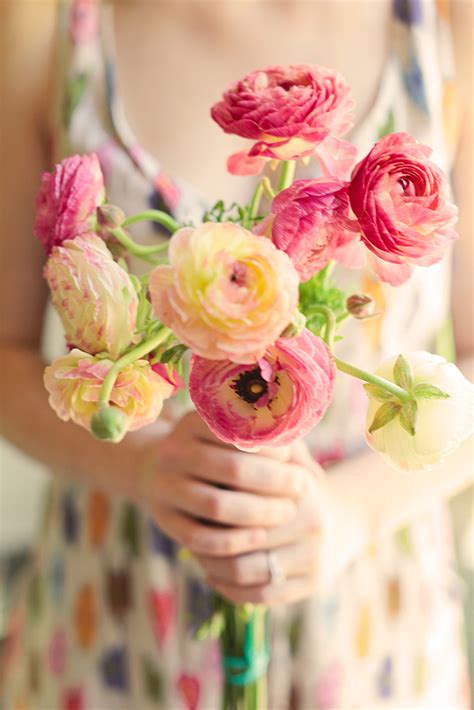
53;0;184;215
390;0;458;163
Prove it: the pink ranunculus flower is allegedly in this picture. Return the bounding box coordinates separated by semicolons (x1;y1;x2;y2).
348;133;458;286
150;361;185;395
44;234;138;359
211;64;357;178
258;178;363;281
149;222;299;364
34;154;105;255
44;350;175;438
189;328;336;450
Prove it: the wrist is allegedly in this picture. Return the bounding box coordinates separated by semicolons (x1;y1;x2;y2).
316;474;370;590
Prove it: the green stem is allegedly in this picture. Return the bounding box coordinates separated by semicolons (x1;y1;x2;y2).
261;176;275;201
334;357;412;402
249;181;264;222
336;310;350;324
98;327;171;407
122;209;180;233
308;305;336;349
110;226;169;262
277;160;296;192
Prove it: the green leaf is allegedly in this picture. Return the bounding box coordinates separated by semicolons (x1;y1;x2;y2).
413;383;450;400
393;354;414;391
368;401;402;434
160;344;188;364
399;400;418;436
299;272;346;337
364;383;395;402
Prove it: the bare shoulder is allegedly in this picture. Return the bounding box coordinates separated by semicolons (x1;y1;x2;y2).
0;1;59;347
1;0;58;128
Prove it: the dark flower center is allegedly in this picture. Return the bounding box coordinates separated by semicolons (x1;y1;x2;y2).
232;368;268;404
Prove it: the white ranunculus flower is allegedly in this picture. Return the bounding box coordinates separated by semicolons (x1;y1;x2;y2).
365;352;474;471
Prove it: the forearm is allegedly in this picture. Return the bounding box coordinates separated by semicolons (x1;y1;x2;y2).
0;345;167;502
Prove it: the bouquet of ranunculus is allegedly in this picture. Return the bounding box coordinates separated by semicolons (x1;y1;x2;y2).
35;65;473;710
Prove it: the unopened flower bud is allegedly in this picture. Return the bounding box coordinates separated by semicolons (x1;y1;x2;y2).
91;406;129;443
346;294;375;319
280;310;306;338
97;203;126;231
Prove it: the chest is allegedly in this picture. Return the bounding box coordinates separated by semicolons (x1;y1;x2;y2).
111;0;392;203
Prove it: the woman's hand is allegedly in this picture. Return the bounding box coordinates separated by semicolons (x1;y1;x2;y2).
196;441;327;606
142;411;311;558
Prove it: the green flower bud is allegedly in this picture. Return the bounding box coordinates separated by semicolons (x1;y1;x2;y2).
346;293;376;320
91;406;129;443
96;203;126;231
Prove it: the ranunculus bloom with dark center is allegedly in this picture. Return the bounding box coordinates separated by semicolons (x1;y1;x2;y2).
34;154;105;255
211;64;356;178
348;132;458;285
260;178;362;281
189;328;335;450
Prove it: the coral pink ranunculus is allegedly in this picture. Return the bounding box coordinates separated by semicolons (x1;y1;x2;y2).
149;222;299;364
34;154;105;255
189;329;335;450
260;178;363;281
44;235;138;359
348;133;458;286
211;64;356;177
44;350;175;438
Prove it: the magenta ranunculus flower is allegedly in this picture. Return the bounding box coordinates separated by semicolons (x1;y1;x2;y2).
211;64;356;178
348;132;458;286
149;222;299;364
34;154;105;255
44;234;138;359
259;178;362;281
189;328;335;450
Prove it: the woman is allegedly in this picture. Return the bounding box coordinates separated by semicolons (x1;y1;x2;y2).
1;0;472;708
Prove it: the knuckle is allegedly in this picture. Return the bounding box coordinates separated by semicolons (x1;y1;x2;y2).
228;556;247;585
158;437;178;465
183;524;204;552
204;492;225;521
218;536;238;556
227;457;244;485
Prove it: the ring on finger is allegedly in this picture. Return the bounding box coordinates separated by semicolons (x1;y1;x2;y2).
266;550;285;586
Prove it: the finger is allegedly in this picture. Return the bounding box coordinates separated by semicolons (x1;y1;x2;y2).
154;507;269;557
177;410;232;448
196;540;318;587
290;441;325;479
159;476;297;527
166;443;306;498
255;512;321;550
205;574;317;606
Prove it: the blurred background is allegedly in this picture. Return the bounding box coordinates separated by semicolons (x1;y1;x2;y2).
0;0;473;706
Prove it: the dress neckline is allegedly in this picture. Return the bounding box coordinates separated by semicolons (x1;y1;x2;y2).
100;0;396;194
